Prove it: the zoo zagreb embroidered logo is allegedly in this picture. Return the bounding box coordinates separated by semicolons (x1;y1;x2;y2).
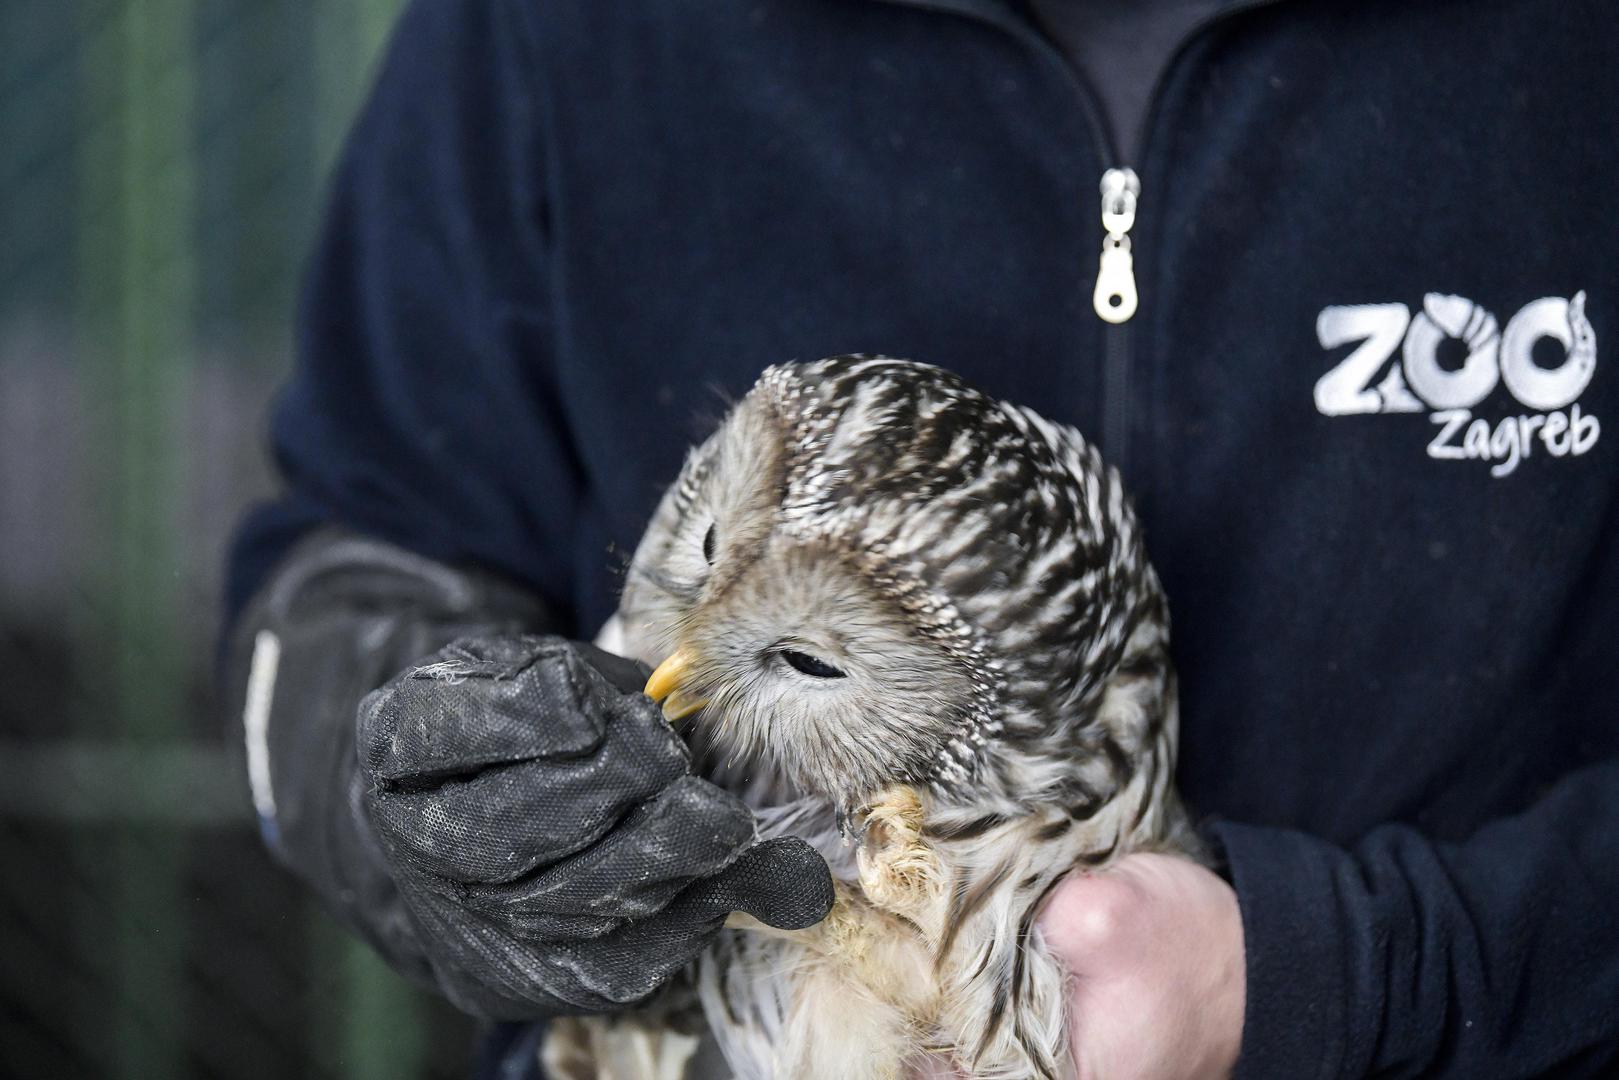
1313;292;1598;477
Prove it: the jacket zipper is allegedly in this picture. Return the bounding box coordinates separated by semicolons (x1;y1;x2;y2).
1094;166;1139;472
866;0;1289;474
1093;167;1139;322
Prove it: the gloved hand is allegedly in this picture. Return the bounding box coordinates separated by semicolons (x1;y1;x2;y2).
227;530;833;1022
357;634;835;1019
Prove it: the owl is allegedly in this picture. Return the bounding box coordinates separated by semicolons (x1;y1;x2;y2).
551;356;1197;1080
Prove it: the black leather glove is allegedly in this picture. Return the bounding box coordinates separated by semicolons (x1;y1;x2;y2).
225;530;833;1020
359;634;833;1018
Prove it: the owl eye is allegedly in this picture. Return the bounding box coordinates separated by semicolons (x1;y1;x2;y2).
702;524;717;565
781;649;846;679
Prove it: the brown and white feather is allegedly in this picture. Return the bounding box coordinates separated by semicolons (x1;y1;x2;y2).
575;356;1196;1079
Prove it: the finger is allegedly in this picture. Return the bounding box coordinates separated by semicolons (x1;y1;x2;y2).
368;696;693;882
558;900;723;1007
556;838;834;1006
464;774;756;922
571;641;653;696
362;637;668;782
392;873;622;1015
671;837;836;931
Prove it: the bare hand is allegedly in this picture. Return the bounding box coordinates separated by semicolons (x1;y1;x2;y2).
1037;853;1246;1080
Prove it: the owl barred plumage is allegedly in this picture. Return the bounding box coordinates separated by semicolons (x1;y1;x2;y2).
558;356;1198;1079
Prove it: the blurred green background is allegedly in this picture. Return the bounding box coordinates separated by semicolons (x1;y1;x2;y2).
1;2;481;1076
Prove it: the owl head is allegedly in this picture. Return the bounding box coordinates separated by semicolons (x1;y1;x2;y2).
618;356;1170;816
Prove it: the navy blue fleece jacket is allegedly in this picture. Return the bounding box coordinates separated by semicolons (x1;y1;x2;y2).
230;1;1619;1075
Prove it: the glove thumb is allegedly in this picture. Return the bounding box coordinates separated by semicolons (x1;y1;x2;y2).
689;836;835;930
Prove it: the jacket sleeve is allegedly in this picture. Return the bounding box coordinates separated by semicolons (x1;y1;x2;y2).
1210;757;1619;1078
227;0;580;628
224;530;553;985
219;0;575;981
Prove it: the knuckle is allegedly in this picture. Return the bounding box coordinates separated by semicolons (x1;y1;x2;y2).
1045;873;1142;955
660;774;750;830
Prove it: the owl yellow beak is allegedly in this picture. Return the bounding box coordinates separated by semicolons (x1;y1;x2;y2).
644;647;710;722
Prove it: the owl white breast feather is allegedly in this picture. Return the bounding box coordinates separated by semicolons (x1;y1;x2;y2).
548;356;1201;1080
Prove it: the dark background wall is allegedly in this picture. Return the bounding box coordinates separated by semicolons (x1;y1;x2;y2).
1;3;478;1076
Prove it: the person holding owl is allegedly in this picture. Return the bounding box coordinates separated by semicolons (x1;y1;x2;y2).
225;0;1619;1077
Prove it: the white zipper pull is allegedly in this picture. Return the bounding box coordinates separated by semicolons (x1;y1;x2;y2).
1093;167;1140;323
